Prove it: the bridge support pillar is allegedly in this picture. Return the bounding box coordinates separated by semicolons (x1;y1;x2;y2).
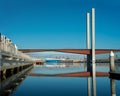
110;51;115;72
86;11;91;96
91;8;96;96
86;12;91;72
87;54;92;72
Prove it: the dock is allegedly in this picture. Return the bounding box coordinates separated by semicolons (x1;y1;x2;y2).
0;33;34;93
109;72;120;80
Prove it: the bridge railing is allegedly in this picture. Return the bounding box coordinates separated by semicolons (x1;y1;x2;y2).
0;34;17;54
0;33;33;62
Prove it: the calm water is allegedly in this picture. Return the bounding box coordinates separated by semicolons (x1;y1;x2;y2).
11;63;120;96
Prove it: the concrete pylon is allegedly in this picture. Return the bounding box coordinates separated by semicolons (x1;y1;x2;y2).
86;13;91;72
110;51;115;72
86;12;91;96
91;8;96;96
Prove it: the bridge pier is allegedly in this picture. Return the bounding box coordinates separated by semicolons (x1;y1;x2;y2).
86;12;92;73
109;51;120;79
86;8;96;96
87;54;92;72
91;8;96;96
86;12;92;96
110;51;115;72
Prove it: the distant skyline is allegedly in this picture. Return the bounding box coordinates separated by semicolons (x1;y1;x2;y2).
29;51;84;60
0;0;120;49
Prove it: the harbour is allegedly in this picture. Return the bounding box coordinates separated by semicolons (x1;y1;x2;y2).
1;63;119;96
0;1;120;96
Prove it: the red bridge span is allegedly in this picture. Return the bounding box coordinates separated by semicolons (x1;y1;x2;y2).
19;49;120;54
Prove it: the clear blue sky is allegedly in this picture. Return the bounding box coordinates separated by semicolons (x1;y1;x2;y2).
0;0;120;49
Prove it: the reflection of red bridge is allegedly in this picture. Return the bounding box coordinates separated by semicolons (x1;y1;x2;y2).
29;72;109;77
19;49;120;54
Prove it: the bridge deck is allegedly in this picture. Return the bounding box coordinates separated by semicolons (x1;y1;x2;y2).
19;49;120;54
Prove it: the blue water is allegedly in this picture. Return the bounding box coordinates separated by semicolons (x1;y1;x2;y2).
32;63;86;74
11;63;120;96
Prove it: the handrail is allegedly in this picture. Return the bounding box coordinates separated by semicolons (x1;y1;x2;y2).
0;33;33;62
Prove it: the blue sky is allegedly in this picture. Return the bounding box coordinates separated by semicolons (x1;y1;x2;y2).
0;0;120;49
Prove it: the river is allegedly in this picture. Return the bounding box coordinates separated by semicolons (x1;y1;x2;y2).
10;63;120;96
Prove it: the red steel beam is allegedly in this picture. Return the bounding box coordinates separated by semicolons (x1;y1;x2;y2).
19;49;120;54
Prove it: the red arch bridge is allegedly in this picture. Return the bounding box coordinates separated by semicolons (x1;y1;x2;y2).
19;49;120;54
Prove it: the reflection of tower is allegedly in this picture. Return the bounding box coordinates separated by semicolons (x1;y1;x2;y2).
110;79;116;96
87;77;91;96
86;12;91;96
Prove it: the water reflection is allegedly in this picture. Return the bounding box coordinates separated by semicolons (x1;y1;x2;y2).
10;76;119;96
32;63;87;75
115;63;120;72
86;77;117;96
0;68;32;96
1;63;119;96
110;79;116;96
31;63;115;75
87;77;91;96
